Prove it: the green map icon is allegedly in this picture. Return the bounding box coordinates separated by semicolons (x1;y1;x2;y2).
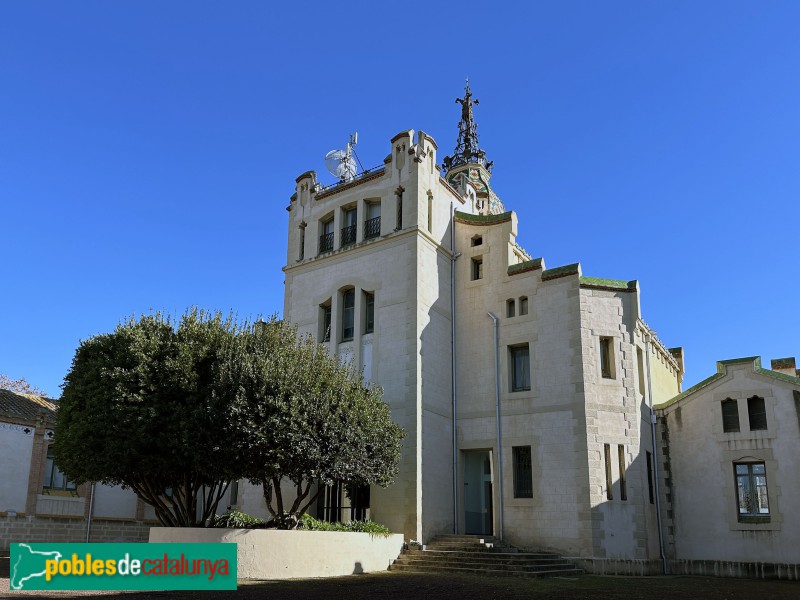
10;543;63;590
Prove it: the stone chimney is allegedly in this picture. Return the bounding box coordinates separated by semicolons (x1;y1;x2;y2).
770;357;797;377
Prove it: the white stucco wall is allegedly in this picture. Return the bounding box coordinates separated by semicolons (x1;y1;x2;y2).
0;422;35;513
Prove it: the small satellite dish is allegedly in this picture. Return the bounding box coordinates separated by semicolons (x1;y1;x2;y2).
324;132;361;182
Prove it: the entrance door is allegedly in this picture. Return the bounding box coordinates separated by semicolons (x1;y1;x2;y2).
463;450;493;535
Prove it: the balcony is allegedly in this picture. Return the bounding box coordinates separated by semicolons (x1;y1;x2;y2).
364;216;381;240
319;232;334;253
341;224;356;247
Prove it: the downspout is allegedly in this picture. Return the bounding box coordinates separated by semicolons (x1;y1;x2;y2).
450;200;458;533
85;482;96;543
645;334;668;574
487;312;504;540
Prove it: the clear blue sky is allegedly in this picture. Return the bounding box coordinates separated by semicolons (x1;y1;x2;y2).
1;2;798;398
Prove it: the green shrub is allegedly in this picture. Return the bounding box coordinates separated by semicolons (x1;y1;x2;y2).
298;514;391;536
212;509;266;529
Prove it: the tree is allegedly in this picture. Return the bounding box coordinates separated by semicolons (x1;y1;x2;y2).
223;318;404;529
54;309;244;527
0;374;47;396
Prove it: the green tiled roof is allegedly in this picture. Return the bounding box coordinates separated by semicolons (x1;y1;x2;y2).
454;211;512;225
508;257;543;276
541;263;580;281
579;276;637;291
656;356;800;409
0;389;57;424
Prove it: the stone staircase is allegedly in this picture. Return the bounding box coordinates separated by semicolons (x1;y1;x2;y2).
390;535;583;578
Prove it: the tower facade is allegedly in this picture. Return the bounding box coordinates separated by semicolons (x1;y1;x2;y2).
283;89;684;559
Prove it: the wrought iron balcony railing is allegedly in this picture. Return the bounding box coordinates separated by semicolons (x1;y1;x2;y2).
341;224;356;246
364;216;381;239
319;232;334;253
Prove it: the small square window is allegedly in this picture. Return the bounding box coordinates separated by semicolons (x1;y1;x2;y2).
721;399;740;433
471;235;482;247
512;446;533;498
747;396;767;431
471;258;483;281
519;296;528;316
510;345;530;392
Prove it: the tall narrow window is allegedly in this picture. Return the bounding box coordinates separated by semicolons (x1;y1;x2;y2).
427;193;433;232
506;299;515;318
364;202;381;239
43;447;76;491
341;207;357;246
721;399;740;433
298;223;306;260
519;296;528;316
229;480;239;506
600;337;614;379
747;396;767;431
510;345;530;392
341;289;355;341
512;446;533;498
618;445;627;501
637;347;645;395
735;462;770;519
471;258;483;280
319;218;334;253
364;292;374;334
604;444;613;500
646;451;654;504
320;304;332;342
395;189;403;230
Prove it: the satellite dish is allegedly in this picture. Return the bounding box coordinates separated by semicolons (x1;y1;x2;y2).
324;132;361;182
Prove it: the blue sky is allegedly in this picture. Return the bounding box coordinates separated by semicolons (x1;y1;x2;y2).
1;2;798;397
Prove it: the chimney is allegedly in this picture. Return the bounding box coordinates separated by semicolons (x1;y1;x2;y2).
770;357;797;377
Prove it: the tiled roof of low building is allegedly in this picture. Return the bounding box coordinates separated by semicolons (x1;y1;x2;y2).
0;389;57;424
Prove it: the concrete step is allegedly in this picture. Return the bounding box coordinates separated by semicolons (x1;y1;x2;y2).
400;550;563;565
410;548;560;559
389;563;583;578
394;558;579;572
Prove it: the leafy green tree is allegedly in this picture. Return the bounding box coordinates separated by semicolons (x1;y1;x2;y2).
54;309;243;527
223;318;403;529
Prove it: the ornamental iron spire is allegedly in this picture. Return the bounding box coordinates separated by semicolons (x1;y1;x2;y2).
442;78;493;175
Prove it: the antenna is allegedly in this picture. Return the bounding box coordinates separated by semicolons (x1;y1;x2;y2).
325;132;364;182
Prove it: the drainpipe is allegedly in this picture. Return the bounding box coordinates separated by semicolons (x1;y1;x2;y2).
85;483;96;543
487;312;504;540
450;200;459;534
645;334;668;574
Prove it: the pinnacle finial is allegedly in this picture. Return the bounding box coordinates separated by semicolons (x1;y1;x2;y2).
442;80;490;175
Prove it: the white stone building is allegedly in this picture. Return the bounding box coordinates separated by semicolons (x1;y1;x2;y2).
281;84;686;562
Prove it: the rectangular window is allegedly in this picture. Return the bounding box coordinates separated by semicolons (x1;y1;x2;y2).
44;447;76;491
427;195;433;232
604;444;613;500
747;396;767;431
396;190;403;230
341;207;357;246
321;304;332;342
510;345;530;392
364;292;374;334
637;347;645;395
506;299;515;318
600;337;614;379
364;202;381;239
735;462;770;519
229;480;239;506
471;258;483;281
721;399;740;433
341;289;355;341
319;218;334;253
618;445;627;501
298;224;306;261
646;450;654;504
519;296;528;316
512;446;533;498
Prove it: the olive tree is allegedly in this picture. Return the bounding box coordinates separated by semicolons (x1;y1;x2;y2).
54;309;243;527
223;319;403;529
